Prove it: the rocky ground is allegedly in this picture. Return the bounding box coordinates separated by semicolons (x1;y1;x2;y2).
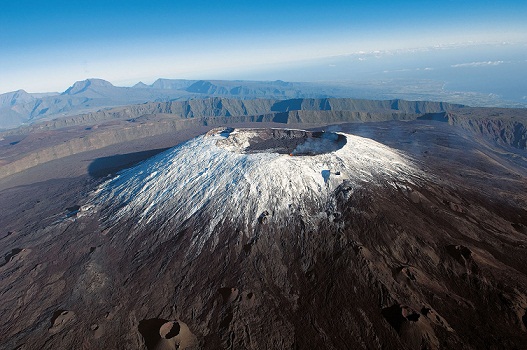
1;118;527;349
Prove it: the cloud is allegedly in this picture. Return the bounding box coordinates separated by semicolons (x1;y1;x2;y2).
451;61;505;68
383;67;433;73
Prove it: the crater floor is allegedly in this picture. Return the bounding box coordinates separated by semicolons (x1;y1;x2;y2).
213;127;347;155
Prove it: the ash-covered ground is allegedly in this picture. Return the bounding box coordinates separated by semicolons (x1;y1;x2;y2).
1;121;526;350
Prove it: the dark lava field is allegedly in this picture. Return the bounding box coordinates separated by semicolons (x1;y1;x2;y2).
1;98;526;349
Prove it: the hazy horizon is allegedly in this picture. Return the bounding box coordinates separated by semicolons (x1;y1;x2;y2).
1;0;526;99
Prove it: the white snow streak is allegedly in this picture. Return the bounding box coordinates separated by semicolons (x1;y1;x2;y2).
90;129;424;252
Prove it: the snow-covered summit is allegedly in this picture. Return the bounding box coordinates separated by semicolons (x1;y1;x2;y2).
90;128;424;253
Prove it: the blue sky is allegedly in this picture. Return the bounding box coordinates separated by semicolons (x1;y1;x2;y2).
1;0;526;93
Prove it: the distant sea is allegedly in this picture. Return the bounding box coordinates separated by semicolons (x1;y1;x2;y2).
245;43;527;107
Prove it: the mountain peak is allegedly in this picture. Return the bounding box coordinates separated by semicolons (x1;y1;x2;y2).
132;81;150;89
90;127;423;256
185;80;224;94
0;89;30;97
62;78;114;95
0;89;34;108
151;78;195;90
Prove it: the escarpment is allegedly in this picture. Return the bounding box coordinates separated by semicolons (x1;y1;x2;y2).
1;97;526;180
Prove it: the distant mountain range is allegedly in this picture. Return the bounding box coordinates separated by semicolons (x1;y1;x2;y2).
0;78;344;129
2;77;525;130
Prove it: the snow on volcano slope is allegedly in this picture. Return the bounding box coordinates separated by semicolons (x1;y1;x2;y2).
89;128;425;254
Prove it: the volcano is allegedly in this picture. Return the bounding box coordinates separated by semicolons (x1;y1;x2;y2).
89;128;424;257
1;123;527;350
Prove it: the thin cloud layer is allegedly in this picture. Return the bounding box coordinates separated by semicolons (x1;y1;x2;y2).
451;61;506;68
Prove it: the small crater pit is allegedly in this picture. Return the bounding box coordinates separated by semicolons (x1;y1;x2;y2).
219;287;239;303
160;321;181;339
138;318;168;349
139;318;197;349
49;310;76;334
258;211;270;224
382;304;407;332
382;304;422;332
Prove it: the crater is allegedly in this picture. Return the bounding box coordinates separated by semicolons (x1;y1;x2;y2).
382;304;407;332
160;321;181;339
49;310;76;334
381;304;422;333
219;287;239;303
138;318;168;349
212;128;347;155
139;318;197;350
257;211;270;224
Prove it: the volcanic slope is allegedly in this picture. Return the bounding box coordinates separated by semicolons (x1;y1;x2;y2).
91;128;424;255
1;124;527;349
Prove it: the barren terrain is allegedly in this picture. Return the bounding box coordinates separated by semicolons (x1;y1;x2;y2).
1;99;526;349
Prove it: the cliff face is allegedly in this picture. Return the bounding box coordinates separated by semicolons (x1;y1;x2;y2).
1;97;525;180
447;112;527;150
2;97;462;133
0;79;367;129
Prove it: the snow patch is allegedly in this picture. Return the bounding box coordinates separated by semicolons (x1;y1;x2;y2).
90;128;425;254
